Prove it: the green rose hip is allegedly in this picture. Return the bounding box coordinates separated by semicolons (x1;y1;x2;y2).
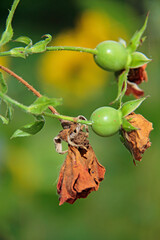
90;106;122;137
94;40;129;72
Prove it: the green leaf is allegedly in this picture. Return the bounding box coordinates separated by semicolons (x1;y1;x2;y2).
11;117;45;138
111;69;129;105
0;0;20;47
28;96;62;114
121;97;146;117
0;72;8;93
29;34;52;53
9;47;26;58
6;104;14;122
14;36;32;46
129;52;151;68
122;118;138;132
0;100;13;124
0;115;9;124
127;14;148;53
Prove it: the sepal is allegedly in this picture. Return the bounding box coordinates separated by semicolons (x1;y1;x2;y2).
121;97;146;117
129;52;151;68
121;118;138;132
127;14;148;53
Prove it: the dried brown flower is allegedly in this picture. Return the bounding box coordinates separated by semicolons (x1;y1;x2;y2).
55;119;105;205
122;112;153;164
57;145;105;205
126;64;148;98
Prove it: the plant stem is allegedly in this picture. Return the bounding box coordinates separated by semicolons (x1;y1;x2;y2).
0;65;58;115
0;65;41;97
119;69;129;108
0;46;98;57
0;92;92;126
46;46;98;55
43;112;93;126
0;66;92;126
0;92;28;111
0;51;12;57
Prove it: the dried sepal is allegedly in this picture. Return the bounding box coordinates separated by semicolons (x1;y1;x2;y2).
54;120;89;154
121;112;153;164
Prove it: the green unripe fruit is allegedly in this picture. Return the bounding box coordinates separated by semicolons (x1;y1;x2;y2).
94;40;129;72
90;107;122;137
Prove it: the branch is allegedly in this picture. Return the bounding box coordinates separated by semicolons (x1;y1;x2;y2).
0;65;58;115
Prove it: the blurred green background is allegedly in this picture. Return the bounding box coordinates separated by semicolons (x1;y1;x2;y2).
0;0;160;239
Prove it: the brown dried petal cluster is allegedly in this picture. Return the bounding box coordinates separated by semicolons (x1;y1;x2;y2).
57;145;105;205
126;64;148;98
123;112;153;163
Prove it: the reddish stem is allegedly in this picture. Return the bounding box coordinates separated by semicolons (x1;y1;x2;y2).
0;65;59;115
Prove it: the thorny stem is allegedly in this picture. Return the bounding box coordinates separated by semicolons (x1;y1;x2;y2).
0;65;41;97
0;92;92;125
0;65;92;126
0;65;58;115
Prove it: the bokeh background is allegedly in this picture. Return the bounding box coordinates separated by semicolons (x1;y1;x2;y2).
0;0;160;239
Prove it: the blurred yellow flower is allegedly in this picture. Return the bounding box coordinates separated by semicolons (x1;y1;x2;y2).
39;11;128;106
0;47;9;70
0;56;8;71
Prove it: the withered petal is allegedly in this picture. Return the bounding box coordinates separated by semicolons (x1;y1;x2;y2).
125;81;144;98
57;145;105;205
126;64;148;98
127;64;148;84
81;146;105;183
